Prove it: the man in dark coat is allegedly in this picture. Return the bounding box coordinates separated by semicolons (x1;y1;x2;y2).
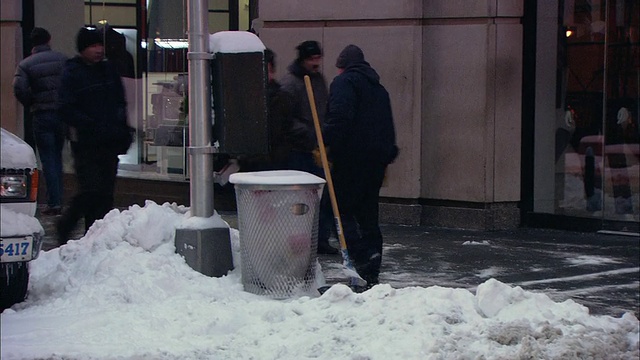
281;40;338;255
13;27;68;215
280;40;329;162
324;44;399;287
56;27;133;244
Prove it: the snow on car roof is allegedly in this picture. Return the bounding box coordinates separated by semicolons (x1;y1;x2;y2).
1;128;37;169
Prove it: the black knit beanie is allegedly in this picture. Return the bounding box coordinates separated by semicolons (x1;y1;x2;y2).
335;44;365;69
76;27;103;52
296;40;322;61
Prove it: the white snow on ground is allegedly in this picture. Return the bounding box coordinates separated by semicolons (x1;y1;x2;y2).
462;240;490;245
565;254;622;266
1;201;638;359
476;266;501;279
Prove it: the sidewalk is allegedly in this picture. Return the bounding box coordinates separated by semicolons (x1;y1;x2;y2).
336;224;639;318
37;208;639;318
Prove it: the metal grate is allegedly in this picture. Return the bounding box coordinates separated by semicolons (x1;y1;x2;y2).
235;184;322;298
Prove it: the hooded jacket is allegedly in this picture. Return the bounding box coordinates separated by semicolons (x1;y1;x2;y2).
279;60;329;152
13;45;67;113
324;45;398;166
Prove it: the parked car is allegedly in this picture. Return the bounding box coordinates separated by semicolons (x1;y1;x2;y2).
1;127;44;310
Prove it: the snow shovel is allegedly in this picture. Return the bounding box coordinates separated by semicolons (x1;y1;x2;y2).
303;75;367;288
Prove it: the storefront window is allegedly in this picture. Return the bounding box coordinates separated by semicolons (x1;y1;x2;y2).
82;0;250;181
536;0;639;226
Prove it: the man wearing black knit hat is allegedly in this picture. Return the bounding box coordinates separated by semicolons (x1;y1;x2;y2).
324;44;399;288
280;40;338;255
280;40;327;156
56;27;133;245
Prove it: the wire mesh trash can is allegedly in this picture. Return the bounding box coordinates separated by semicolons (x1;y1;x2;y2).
229;170;326;298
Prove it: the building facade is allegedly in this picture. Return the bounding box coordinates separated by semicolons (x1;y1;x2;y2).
1;0;638;233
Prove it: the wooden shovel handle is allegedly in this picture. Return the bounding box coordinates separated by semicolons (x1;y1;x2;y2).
303;75;348;251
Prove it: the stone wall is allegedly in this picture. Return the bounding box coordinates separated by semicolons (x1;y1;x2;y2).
258;0;524;229
0;0;23;135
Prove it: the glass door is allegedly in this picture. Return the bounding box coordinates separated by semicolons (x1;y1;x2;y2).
555;0;639;231
600;0;639;229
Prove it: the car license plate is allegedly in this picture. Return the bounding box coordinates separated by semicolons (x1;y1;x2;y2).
0;236;33;262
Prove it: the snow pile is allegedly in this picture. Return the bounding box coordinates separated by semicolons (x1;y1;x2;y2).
1;201;638;359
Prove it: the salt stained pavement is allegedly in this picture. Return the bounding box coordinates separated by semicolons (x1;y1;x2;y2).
1;201;638;359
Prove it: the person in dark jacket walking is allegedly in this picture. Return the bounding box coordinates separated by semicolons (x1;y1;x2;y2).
324;44;399;287
280;40;338;255
56;27;133;244
13;27;68;215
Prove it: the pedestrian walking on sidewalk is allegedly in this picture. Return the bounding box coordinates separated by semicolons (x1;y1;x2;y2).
323;44;399;286
13;27;68;216
56;27;133;244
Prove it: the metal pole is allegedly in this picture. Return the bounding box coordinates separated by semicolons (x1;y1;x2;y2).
177;0;232;277
187;0;214;217
599;1;609;222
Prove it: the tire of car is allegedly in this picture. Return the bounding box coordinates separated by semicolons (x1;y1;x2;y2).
0;261;30;310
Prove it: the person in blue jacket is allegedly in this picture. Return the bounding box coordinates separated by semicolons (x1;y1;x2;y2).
324;44;399;287
56;27;133;244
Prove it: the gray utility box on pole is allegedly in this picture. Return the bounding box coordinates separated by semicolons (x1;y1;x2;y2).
211;51;268;155
175;227;233;277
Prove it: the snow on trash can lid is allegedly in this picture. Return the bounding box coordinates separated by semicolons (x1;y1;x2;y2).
229;170;325;185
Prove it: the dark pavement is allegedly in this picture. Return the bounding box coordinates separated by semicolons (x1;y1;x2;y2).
362;225;639;318
37;207;639;318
